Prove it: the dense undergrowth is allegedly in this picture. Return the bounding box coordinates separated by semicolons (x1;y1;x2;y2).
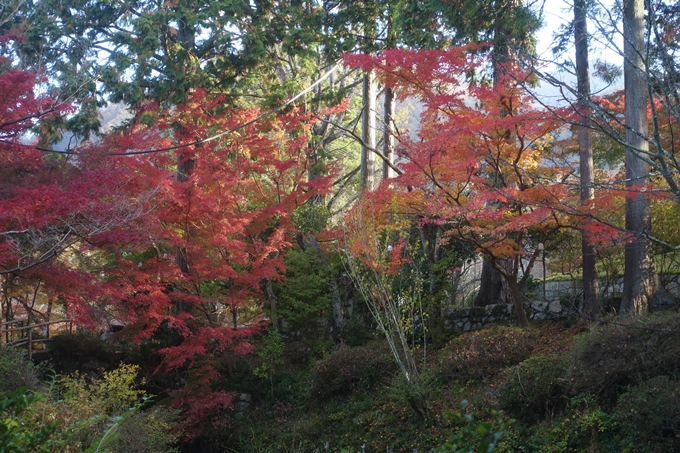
3;311;680;452
215;312;680;453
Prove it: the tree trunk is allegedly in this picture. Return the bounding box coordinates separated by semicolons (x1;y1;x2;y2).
361;70;376;190
175;151;195;314
383;86;396;181
474;259;512;306
574;0;601;319
621;0;658;315
507;277;529;328
419;225;443;323
265;278;278;331
491;0;519;85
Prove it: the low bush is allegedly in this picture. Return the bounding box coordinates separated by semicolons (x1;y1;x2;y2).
272;368;313;403
313;341;397;399
58;363;146;416
0;388;57;453
111;405;182;453
610;375;680;452
570;313;680;406
47;331;122;374
2;362;180;453
498;393;610;453
436;401;514;453
341;317;376;347
0;347;43;394
436;326;539;382
498;353;570;420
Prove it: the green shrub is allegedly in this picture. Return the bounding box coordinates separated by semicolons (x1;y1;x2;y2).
110;405;182;453
19;363;156;452
436;326;539;382
254;328;285;398
499;354;569;420
561;394;610;452
313;342;397;399
611;375;680;452
341;317;375;347
436;401;513;453
60;363;145;416
276;248;331;332
0;387;57;453
0;348;42;394
570;313;680;406
272;369;313;403
501;393;610;453
387;369;433;420
42;364;145;451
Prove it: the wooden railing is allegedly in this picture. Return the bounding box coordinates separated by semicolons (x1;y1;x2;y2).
0;318;73;360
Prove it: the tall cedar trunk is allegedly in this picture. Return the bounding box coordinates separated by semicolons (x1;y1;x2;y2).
474;261;513;306
621;0;658;315
383;86;396;181
491;0;518;86
383;6;396;182
574;0;601;318
361;70;377;190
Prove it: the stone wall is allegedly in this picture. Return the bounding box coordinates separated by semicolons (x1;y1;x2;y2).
443;300;578;332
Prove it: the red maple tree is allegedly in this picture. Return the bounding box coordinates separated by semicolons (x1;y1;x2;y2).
344;47;570;326
1;39;333;433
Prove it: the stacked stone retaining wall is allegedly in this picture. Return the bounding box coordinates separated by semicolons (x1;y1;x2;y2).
443;300;579;332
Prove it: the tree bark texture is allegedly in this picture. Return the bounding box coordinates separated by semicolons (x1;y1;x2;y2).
508;276;530;328
361;70;377;190
265;278;278;331
174;11;197;314
574;0;601;318
474;259;513;307
383;86;396;181
491;0;519;85
621;0;658;315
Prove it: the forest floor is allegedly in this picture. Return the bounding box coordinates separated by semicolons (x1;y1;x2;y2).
39;310;680;453
203;310;680;453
